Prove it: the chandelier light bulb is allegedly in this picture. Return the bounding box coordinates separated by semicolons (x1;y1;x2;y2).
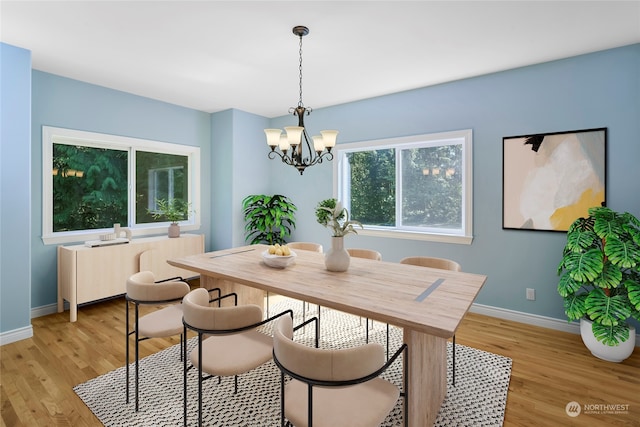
312;135;325;152
284;126;304;146
264;129;282;148
278;134;291;152
320;130;339;149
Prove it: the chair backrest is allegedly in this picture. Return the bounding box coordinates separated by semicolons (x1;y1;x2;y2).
182;288;263;332
273;316;385;382
126;270;190;302
347;248;382;261
287;242;323;253
399;256;462;271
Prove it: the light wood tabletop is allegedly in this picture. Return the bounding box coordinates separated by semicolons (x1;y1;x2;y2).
168;244;487;426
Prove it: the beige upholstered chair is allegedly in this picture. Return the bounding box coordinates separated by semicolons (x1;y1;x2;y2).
287;242;323;253
273;315;407;427
346;248;382;261
285;242;324;320
125;271;194;411
399;256;461;385
346;248;387;355
182;287;292;426
399;256;461;272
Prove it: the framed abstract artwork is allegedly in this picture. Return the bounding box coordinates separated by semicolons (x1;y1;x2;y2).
502;127;607;232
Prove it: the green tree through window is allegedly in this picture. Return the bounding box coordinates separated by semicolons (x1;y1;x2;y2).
53;144;127;231
336;130;473;243
401;144;462;228
347;149;395;226
43;126;200;244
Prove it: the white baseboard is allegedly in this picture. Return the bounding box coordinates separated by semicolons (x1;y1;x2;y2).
3;301;639;348
470;303;640;347
31;303;60;319
1;303;62;346
0;325;33;346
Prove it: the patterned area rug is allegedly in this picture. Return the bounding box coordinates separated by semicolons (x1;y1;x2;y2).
74;298;512;426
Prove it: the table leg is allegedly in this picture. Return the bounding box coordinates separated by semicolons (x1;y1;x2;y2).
403;328;447;427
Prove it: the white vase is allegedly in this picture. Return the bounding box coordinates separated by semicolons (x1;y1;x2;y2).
580;318;636;363
324;236;350;272
168;223;180;238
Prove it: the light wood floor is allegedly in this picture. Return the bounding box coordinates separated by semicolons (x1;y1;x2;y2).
1;291;639;427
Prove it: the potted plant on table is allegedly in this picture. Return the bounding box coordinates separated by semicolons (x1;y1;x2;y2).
316;198;363;272
557;206;640;362
150;198;191;238
242;194;297;245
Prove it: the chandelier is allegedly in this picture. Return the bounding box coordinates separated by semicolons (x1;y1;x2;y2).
264;26;338;175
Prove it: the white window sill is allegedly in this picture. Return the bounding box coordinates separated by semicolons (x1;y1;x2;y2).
42;223;200;245
358;228;473;245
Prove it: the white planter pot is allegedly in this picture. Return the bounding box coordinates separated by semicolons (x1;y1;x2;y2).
324;236;350;272
580;318;636;363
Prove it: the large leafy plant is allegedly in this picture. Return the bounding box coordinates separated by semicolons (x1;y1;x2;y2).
557;206;640;345
242;194;297;245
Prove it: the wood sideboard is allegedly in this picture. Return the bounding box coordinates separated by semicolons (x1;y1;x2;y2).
57;234;204;322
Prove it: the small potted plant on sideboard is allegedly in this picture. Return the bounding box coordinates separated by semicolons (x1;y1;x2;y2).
150;198;191;237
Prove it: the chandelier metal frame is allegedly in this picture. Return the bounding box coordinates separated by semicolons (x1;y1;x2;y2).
265;26;337;175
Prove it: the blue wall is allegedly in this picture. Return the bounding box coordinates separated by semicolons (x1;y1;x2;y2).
267;44;640;322
1;43;638;339
210;109;271;250
29;72;212;310
1;43;32;339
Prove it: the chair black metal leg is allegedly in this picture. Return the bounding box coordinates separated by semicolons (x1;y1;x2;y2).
307;384;313;427
280;371;286;427
365;320;390;358
365;318;369;343
134;303;140;412
198;333;203;427
179;333;184;362
452;334;456;386
386;323;390;360
183;325;188;427
125;300;130;404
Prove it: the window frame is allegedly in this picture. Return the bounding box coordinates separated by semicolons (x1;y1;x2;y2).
333;129;473;245
42;126;201;245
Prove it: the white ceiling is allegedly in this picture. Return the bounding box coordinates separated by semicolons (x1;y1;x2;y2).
2;1;639;118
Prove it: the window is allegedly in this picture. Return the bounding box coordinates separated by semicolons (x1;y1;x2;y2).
43;126;200;244
334;130;473;244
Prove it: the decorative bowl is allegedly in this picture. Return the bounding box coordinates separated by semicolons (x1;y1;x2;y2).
261;250;297;269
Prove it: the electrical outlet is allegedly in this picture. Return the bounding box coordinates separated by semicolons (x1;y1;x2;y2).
526;288;536;301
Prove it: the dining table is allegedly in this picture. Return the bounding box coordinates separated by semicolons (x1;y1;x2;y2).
167;244;487;427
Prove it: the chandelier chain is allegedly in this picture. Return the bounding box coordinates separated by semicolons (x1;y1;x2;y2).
298;34;304;107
